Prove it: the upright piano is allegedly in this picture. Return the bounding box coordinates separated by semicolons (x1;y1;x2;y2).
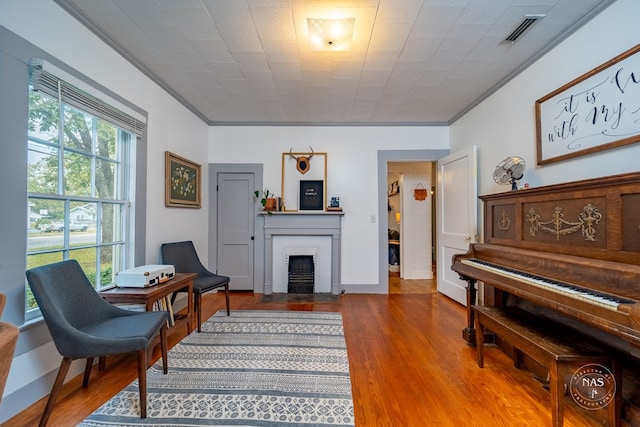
452;172;640;421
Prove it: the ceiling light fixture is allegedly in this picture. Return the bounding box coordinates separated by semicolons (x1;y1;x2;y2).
307;17;355;51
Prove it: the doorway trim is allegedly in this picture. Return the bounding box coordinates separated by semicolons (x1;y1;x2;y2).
377;150;449;293
209;163;264;293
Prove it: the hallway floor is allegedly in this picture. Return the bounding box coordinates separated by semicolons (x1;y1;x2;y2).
388;271;437;294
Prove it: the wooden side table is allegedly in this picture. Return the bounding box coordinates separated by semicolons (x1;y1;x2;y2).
99;272;196;334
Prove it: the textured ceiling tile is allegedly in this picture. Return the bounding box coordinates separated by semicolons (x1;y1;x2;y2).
425;48;466;71
359;69;392;84
398;37;442;62
190;40;236;63
410;5;463;37
391;61;430;80
218;79;254;96
456;2;508;25
417;70;453;87
217;25;263;51
248;0;292;7
261;39;300;62
207;62;244;79
163;51;208;71
165;7;221;41
441;23;492;51
251;86;281;100
301;70;331;85
376;0;423;23
356;86;386;100
368;23;412;52
232;51;270;71
250;7;296;40
139;25;194;52
270;63;303;80
113;0;173;26
156;0;205;9
203;0;253;26
244;70;277;87
362;51;401;71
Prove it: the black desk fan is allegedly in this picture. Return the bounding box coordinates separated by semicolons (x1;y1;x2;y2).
493;156;526;191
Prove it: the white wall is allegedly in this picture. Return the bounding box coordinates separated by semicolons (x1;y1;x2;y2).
210;126;449;287
0;0;209;422
450;0;640;210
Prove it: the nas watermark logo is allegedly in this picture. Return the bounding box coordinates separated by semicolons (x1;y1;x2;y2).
570;363;616;410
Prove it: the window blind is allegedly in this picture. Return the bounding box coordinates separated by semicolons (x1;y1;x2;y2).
29;63;145;137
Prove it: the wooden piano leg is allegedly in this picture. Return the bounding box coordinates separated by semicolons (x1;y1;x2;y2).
550;361;563;427
610;359;621;427
474;308;485;368
461;276;478;345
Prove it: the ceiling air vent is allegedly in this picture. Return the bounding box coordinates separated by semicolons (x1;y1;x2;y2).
502;14;545;44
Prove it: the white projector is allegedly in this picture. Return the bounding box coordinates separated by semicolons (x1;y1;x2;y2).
115;264;175;288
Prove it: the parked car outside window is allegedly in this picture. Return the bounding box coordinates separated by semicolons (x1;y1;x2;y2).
40;221;88;232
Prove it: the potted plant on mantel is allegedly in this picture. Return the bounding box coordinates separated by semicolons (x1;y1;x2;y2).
254;189;277;213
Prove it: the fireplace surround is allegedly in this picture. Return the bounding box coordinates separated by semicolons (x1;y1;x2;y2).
262;212;343;294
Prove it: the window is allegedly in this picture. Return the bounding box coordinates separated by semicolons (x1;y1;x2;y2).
26;66;142;318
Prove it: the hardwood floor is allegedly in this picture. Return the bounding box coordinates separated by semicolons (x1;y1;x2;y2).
4;290;602;427
388;271;437;294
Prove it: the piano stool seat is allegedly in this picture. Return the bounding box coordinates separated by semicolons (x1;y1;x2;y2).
473;305;621;427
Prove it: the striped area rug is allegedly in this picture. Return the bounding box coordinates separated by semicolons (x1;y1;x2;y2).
79;310;354;426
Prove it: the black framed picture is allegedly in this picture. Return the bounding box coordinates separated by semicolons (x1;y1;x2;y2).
299;180;324;210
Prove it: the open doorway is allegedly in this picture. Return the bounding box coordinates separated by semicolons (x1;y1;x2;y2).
387;161;437;294
377;149;449;294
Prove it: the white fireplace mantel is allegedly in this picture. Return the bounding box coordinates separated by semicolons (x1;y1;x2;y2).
262;212;343;294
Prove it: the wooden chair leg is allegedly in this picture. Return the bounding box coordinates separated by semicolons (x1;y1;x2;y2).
98;356;106;371
160;324;168;374
137;349;147;418
39;357;73;427
195;293;202;332
224;283;230;316
82;357;93;387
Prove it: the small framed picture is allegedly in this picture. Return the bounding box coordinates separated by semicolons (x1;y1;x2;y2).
388;180;399;196
299;180;324;210
165;151;201;208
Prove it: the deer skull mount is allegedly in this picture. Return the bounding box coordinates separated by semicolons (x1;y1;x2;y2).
289;147;314;174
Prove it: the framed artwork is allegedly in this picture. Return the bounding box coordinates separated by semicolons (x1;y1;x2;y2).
388;180;399;196
281;151;327;211
535;44;640;165
165;151;201;208
299;180;324;210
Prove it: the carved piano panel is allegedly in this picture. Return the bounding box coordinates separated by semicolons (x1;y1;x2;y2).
622;193;640;253
480;172;640;265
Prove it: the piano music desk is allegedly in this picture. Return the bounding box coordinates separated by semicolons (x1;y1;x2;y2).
473;305;620;427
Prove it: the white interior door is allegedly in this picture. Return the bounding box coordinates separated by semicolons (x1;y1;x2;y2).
436;146;478;305
217;173;254;290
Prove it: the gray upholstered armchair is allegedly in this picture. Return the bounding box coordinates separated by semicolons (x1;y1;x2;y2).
161;241;230;332
25;260;169;427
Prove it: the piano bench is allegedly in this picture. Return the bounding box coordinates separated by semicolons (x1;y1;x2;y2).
473;305;620;427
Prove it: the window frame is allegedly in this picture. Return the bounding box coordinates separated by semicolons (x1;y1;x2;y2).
25;70;141;320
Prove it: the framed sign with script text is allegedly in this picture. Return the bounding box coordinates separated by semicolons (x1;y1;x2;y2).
535;44;640;165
